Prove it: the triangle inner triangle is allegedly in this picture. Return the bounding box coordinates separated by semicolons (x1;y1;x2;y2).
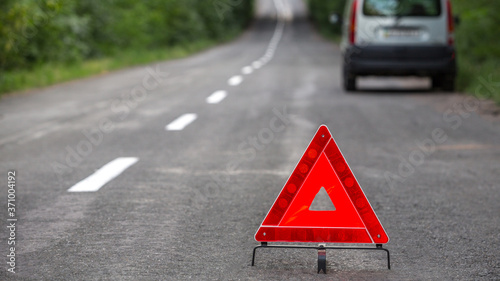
279;153;364;228
255;125;389;244
309;186;336;211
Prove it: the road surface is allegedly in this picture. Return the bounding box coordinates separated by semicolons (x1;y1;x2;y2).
1;0;499;279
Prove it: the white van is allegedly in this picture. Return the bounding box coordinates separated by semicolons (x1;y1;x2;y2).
337;0;458;91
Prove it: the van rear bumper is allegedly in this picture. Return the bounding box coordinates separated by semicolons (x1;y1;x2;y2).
344;45;456;76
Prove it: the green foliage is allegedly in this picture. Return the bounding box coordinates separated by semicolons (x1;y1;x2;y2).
453;1;500;62
0;0;253;72
453;0;500;102
0;0;77;69
308;0;346;38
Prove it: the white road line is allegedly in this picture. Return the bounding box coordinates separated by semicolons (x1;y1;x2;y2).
228;75;243;86
252;61;262;69
166;113;198;131
242;66;253;75
235;0;283;77
68;157;139;192
206;90;227;104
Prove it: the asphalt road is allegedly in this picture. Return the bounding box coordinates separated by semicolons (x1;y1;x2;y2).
1;0;499;280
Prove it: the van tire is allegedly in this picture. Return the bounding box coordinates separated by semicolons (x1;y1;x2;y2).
432;75;455;92
343;69;356;92
431;76;441;90
442;76;455;92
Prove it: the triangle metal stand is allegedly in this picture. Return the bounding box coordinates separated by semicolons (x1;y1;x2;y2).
252;242;390;274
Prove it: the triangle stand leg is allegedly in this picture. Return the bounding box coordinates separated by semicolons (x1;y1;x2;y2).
251;242;267;266
251;243;391;272
317;245;327;274
376;244;391;270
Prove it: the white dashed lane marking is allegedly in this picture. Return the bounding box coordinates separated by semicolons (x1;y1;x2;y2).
206;90;227;104
166;0;286;135
68;157;139;192
228;75;243;86
252;61;262;69
166;113;198;131
242;66;253;75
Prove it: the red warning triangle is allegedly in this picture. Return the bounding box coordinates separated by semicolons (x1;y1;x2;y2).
255;125;389;244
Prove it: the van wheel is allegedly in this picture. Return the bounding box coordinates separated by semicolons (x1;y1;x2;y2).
442;76;455;92
431;76;442;90
432;75;455;92
343;72;356;92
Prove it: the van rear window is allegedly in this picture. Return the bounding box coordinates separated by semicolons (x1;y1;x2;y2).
363;0;441;17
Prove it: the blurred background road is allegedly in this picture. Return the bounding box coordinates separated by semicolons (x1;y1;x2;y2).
0;0;499;279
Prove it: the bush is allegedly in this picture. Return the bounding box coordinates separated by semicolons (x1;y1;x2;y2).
0;0;254;71
0;0;90;70
453;0;500;101
308;0;346;38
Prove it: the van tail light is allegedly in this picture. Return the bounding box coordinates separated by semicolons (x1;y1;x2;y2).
349;0;358;44
446;0;455;45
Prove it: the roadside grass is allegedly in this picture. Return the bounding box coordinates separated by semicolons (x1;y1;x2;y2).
457;58;500;103
0;39;219;96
